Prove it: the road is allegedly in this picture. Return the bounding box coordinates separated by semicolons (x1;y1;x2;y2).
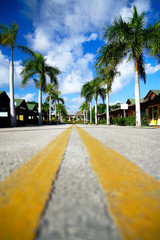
0;124;160;240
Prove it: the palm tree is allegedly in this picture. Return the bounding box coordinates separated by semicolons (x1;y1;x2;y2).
81;81;94;124
51;90;64;121
46;84;56;124
79;102;89;124
90;77;106;125
0;22;35;127
21;53;60;125
147;22;160;63
102;5;160;127
96;64;120;125
56;103;67;122
45;70;60;124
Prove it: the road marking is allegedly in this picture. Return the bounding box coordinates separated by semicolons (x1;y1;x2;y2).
0;126;72;240
76;125;160;240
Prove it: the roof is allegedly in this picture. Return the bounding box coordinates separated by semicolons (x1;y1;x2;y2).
0;91;10;104
15;99;25;107
126;98;144;104
144;90;160;100
67;111;74;116
126;99;135;104
15;99;28;110
27;103;37;111
75;111;84;116
151;90;160;95
0;91;5;95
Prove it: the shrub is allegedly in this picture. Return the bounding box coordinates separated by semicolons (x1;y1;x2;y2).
116;117;126;126
98;119;106;124
141;115;150;126
125;116;136;126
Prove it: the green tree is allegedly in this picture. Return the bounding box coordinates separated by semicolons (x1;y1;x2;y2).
0;22;34;126
79;102;89;124
51;89;64;121
21;53;60;125
102;5;160;127
56;103;67;122
81;81;94;124
45;69;60;124
90;77;106;125
96;65;120;125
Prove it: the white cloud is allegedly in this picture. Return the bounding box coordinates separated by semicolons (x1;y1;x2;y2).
20;0;154;113
111;59;134;94
24;0;129;98
0;51;9;88
146;63;160;74
60;53;94;94
66;104;81;114
70;96;84;104
0;51;23;89
26;28;52;52
111;60;160;94
21;93;36;101
120;0;151;21
62;96;69;102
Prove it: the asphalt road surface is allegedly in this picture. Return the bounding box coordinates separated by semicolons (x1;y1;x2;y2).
0;124;160;240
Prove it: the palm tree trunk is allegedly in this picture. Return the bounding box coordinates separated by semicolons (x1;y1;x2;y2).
135;58;141;127
90;101;92;124
38;86;42;126
10;48;17;127
95;98;98;125
83;110;85;124
58;107;60;121
86;110;88;123
49;95;51;124
106;91;110;125
55;100;57;118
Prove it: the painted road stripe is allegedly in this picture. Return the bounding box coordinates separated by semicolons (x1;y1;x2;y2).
76;125;160;240
0;126;72;240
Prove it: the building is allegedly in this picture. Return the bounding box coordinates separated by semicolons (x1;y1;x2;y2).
15;99;28;126
0;91;10;127
74;111;84;121
27;103;38;125
98;90;160;126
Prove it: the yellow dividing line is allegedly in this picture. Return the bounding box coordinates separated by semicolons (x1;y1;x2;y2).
0;126;72;240
76;125;160;240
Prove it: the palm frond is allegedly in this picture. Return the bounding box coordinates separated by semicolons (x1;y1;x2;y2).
138;54;146;83
17;45;36;57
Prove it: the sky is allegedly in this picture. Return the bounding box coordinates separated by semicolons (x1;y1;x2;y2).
0;0;160;114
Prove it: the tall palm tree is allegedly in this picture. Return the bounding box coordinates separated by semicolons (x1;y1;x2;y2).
0;22;35;126
51;90;64;121
21;53;60;125
45;70;60;124
96;64;120;125
147;22;160;63
102;5;160;127
90;77;106;125
79;102;89;124
56;103;67;122
46;83;57;124
81;81;94;124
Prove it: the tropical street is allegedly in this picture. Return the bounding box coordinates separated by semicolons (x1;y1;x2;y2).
0;124;160;240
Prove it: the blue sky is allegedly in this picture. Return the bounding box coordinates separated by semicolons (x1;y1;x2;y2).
0;0;160;114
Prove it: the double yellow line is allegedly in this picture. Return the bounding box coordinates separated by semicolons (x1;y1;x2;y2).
0;126;72;240
0;125;160;240
76;126;160;240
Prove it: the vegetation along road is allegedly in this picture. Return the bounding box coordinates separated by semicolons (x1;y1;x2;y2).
0;124;160;240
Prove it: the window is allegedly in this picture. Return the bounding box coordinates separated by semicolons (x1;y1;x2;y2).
149;107;152;119
154;106;158;120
